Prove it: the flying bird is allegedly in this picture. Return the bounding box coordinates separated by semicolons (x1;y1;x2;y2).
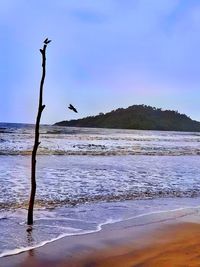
68;104;78;113
44;38;51;44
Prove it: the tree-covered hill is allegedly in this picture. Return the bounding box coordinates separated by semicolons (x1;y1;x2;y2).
54;105;200;132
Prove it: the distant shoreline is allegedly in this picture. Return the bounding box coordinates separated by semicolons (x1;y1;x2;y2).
2;121;200;132
55;124;200;132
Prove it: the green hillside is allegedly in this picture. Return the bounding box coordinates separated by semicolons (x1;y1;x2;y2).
54;105;200;132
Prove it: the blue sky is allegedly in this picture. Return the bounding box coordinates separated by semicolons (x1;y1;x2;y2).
1;0;200;124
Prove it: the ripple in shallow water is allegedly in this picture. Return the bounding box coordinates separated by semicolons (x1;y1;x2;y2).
1;198;200;258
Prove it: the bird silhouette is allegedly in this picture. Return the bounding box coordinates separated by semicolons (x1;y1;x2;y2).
68;104;78;113
44;38;51;44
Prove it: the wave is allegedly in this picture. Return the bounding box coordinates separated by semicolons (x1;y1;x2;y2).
0;149;200;156
1;125;200;156
1;189;200;211
0;130;13;134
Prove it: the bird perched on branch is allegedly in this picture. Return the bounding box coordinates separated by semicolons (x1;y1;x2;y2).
44;38;51;44
68;104;78;113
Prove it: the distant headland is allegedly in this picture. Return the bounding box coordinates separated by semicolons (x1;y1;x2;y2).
54;105;200;132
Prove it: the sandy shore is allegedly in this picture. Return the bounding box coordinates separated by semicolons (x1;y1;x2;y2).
1;208;200;267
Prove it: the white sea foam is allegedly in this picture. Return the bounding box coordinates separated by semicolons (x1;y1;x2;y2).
0;154;200;208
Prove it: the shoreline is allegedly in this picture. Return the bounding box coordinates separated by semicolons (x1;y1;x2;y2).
1;203;199;258
1;205;200;267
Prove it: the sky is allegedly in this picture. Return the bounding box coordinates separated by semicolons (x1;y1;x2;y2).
1;0;200;124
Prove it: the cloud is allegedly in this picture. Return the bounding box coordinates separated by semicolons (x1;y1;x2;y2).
1;0;200;122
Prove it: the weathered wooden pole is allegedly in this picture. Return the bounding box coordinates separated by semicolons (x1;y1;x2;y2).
27;38;51;226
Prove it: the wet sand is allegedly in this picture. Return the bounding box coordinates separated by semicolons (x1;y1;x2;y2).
71;223;200;267
1;210;200;267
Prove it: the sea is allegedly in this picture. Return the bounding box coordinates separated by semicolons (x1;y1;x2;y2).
0;122;200;257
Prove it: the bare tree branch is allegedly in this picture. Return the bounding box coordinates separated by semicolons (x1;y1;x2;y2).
27;39;51;226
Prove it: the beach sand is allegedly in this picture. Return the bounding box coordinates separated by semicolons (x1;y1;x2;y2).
1;209;200;267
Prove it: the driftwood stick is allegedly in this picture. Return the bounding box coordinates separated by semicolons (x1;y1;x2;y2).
27;39;51;226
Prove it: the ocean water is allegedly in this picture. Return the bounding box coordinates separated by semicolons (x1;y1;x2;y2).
0;123;200;257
